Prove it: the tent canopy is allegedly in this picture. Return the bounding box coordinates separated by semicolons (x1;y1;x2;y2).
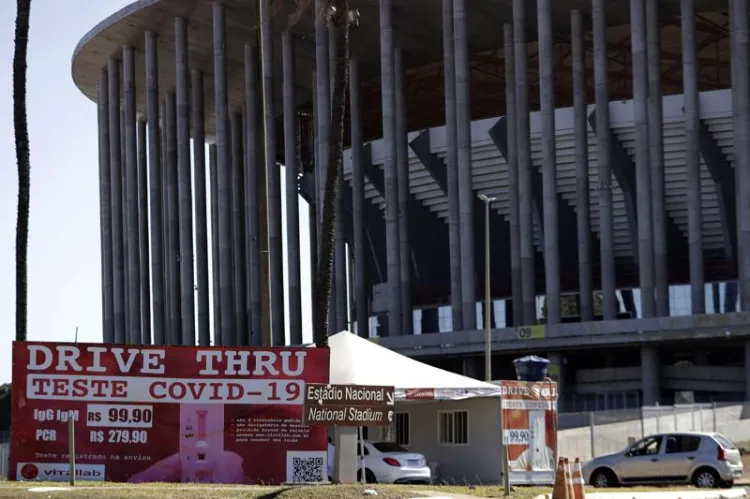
320;331;501;399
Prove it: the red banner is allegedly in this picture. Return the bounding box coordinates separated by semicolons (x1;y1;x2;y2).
10;341;329;484
500;380;558;473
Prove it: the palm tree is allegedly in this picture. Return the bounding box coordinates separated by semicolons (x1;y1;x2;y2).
13;0;32;343
313;0;355;348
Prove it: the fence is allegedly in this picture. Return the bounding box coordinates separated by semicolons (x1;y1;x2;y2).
0;432;9;479
0;443;7;479
558;402;750;462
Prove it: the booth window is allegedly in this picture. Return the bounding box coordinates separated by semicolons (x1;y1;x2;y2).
395;412;410;446
438;410;469;445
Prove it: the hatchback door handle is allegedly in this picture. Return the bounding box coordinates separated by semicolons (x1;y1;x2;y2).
651;458;659;462
687;456;696;461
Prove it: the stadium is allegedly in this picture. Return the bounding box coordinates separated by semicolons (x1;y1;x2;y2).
71;0;750;412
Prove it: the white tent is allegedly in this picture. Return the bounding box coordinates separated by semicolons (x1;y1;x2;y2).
323;331;501;401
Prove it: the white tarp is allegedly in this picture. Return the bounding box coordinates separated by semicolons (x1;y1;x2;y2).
321;331;501;401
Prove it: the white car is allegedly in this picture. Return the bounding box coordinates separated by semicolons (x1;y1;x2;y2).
328;440;431;484
357;441;431;484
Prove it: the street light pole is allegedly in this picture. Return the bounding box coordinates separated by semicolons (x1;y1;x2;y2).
479;194;496;382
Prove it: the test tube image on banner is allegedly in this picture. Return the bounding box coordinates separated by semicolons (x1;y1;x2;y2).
128;404;239;483
179;405;226;483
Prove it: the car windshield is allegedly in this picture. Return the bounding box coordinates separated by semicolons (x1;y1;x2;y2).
713;434;737;450
372;442;408;453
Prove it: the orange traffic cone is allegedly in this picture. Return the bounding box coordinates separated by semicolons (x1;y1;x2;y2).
552;457;569;499
572;458;586;499
564;458;575;499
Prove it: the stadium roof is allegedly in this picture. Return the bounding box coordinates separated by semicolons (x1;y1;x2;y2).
72;0;731;142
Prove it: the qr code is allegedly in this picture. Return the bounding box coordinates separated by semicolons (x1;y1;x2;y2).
286;451;327;483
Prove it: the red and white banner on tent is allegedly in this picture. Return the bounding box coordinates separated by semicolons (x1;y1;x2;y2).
499;380;558;473
398;387;501;401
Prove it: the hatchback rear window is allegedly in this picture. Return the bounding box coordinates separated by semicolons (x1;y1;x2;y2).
713;434;737;450
372;442;408;453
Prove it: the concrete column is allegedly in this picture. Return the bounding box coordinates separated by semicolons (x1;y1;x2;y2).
454;0;477;330
137;119;151;345
282;33;303;344
311;71;320;330
97;69;114;344
592;0;617;320
732;0;750;311
244;44;262;347
308;199;319;329
347;247;356;327
123;46;141;345
380;0;403;336
260;0;285;345
312;70;320;251
631;0;656;319
213;2;234;346
682;0;705;315
646;0;669;316
166;92;182;345
145;31;165;346
537;0;560;325
442;0;463;331
314;0;330;256
192;70;210;346
108;59;125;344
513;0;536;325
504;23;523;327
350;59;368;338
640;346;660;406
160;99;171;344
572;10;593;322
330;25;347;334
394;48;413;335
335;174;347;332
209;144;221;344
121;110;131;341
731;0;742;296
231;112;248;346
175;18;196;345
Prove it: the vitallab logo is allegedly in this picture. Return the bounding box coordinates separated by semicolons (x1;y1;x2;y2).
16;463;105;481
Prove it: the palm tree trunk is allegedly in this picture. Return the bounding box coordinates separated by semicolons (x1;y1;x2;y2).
14;0;32;343
313;0;352;347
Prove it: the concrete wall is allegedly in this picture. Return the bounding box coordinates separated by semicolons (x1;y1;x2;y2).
559;404;750;462
390;398;502;484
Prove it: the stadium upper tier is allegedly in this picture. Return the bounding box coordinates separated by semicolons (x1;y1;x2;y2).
340;88;737;287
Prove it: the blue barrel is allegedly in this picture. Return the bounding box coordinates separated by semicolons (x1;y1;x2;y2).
512;355;550;382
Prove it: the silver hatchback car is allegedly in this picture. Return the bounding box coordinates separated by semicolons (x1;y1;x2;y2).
582;432;743;489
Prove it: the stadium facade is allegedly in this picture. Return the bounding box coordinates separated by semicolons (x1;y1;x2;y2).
72;0;750;411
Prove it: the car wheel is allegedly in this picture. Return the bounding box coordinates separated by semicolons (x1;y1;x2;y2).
692;468;720;489
590;468;617;488
356;469;377;484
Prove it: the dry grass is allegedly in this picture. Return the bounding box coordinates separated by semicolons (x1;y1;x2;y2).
0;482;543;499
0;481;714;499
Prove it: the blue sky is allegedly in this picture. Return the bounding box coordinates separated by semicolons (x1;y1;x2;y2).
0;0;315;383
